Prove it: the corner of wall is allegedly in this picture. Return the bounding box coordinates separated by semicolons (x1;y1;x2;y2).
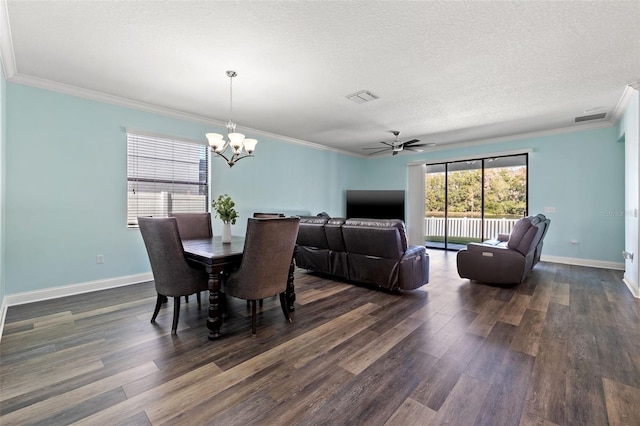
0;62;6;337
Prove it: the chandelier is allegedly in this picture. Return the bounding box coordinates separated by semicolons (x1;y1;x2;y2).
206;71;257;167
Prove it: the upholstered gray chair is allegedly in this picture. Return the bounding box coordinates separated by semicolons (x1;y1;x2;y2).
170;212;213;239
223;217;300;336
138;217;209;334
170;212;212;303
249;213;285;308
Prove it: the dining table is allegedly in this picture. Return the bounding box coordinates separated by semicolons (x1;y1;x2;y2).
182;236;296;340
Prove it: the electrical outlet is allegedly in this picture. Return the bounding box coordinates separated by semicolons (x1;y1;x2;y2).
570;240;579;245
96;255;104;264
544;206;556;214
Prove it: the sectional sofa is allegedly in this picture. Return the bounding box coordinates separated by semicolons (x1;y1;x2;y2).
295;217;430;291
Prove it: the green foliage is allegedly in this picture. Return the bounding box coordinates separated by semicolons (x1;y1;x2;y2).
212;194;238;225
425;166;526;217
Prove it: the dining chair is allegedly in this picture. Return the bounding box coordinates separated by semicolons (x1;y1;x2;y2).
138;217;209;334
170;212;213;239
249;213;286;307
170;212;212;303
223;217;300;336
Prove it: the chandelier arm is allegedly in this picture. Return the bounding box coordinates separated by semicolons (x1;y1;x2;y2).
231;153;254;164
212;150;232;164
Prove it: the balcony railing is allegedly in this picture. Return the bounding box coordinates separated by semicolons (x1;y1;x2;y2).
425;217;520;240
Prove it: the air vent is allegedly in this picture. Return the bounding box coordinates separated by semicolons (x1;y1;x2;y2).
346;90;379;104
575;112;607;123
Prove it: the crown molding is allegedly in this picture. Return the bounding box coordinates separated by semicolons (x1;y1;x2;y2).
4;66;632;163
611;81;640;123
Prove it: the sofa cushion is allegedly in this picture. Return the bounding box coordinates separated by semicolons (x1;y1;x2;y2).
507;217;533;251
344;218;408;251
297;217;330;248
325;218;347;251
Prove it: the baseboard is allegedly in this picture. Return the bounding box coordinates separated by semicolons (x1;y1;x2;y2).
623;274;640;298
0;298;8;344
541;255;625;271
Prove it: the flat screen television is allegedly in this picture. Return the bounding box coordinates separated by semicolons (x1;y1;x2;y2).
346;190;405;221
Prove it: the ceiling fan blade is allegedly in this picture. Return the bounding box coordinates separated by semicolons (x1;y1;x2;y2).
404;143;429;148
404;147;424;152
366;148;391;155
380;141;394;147
363;147;387;150
401;139;421;146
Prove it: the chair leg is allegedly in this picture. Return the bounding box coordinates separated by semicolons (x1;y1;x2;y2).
196;291;201;308
151;294;163;323
171;297;180;335
251;300;257;336
248;299;264;309
279;292;292;323
185;295;189;303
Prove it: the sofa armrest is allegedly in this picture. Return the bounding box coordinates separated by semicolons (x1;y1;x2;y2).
497;233;510;242
398;245;429;290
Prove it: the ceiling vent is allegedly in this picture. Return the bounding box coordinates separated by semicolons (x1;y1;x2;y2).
346;90;379;104
575;112;607;123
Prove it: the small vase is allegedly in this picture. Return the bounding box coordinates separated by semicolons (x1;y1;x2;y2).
222;222;232;244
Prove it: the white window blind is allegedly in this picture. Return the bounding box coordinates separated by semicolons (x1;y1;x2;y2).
127;131;209;227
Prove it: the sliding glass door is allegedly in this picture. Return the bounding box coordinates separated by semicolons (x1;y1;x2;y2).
425;154;528;250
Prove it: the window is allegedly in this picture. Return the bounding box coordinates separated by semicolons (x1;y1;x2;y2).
127;131;209;227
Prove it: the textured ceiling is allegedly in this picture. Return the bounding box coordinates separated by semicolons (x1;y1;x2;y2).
2;0;639;155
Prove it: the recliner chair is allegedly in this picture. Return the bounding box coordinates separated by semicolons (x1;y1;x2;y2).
456;214;550;285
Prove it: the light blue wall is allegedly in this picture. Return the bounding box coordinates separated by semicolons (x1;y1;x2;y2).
210;139;363;235
5;83;363;295
360;127;626;263
1;67;6;304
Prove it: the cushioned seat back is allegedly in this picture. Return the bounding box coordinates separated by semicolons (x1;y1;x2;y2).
138;217;208;297
224;217;300;301
296;217;330;248
325;218;348;277
342;219;407;259
170;212;213;240
508;216;545;256
325;218;347;251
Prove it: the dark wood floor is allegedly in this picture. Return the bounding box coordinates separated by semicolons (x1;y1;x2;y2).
1;251;639;425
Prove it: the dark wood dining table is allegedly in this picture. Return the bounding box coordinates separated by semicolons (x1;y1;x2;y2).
182;236;296;340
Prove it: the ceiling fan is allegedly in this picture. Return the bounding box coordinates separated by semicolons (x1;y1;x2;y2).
363;131;430;156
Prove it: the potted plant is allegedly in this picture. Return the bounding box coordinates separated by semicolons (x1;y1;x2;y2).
212;194;238;243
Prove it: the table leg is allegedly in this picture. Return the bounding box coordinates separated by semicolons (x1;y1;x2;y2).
286;258;296;311
206;266;223;339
